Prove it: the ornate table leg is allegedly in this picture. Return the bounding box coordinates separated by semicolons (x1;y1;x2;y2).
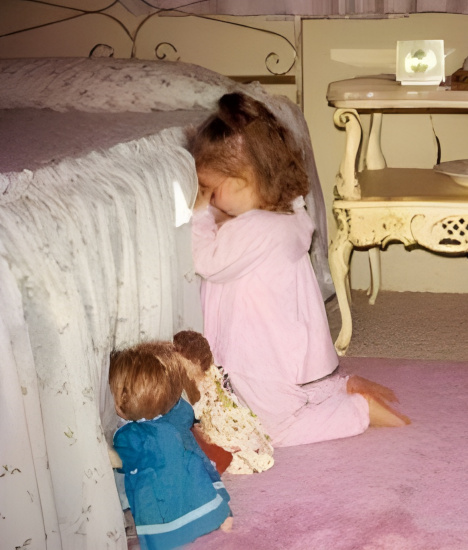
365;112;386;304
330;109;362;354
329;208;353;356
333;108;362;200
366;112;386;170
367;246;381;305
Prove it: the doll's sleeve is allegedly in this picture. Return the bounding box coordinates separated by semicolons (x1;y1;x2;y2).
114;422;162;473
191;208;274;283
113;424;154;473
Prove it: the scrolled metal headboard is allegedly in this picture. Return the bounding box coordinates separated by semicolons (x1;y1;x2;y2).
1;0;297;79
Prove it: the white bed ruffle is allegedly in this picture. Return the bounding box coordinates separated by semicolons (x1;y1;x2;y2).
0;128;201;549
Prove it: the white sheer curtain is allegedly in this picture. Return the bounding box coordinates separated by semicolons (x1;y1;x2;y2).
119;0;468;16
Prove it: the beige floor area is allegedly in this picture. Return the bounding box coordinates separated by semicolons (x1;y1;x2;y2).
326;290;468;362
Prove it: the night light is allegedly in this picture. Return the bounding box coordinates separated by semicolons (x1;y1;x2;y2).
396;40;445;85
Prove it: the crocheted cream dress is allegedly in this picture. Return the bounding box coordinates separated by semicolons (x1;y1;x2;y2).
192;364;274;474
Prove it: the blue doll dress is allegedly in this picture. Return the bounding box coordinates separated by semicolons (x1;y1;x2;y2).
113;398;231;550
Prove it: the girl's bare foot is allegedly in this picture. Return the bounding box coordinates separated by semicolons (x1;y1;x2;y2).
366;395;411;427
347;375;398;403
347;375;411;427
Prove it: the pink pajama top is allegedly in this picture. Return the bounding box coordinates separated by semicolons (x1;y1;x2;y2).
192;198;369;447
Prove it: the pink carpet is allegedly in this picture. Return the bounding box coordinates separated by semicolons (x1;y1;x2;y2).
187;357;468;550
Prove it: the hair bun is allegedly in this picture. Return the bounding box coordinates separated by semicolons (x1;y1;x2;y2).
218;92;262;129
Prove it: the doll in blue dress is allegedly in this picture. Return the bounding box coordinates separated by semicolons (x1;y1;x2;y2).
109;341;232;550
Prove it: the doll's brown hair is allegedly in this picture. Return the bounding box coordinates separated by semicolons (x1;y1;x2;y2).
188;92;309;213
109;341;185;421
173;330;213;373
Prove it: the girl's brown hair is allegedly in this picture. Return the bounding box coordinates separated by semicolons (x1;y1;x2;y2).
109;341;185;421
188;92;309;213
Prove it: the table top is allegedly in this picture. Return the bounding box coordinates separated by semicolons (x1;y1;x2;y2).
327;74;468;110
334;168;468;208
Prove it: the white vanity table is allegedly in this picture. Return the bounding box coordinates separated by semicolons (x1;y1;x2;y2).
327;74;468;355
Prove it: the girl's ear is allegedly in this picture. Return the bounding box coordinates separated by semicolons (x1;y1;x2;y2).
233;175;252;191
238;166;258;192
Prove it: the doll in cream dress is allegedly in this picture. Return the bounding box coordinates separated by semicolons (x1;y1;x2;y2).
174;330;274;474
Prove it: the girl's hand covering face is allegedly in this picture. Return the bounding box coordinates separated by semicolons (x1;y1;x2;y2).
194;182;213;210
196;168;260;217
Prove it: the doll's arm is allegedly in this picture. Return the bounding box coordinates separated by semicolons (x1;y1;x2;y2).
174;330;213;403
108;445;123;469
181;369;201;406
113;424;148;472
191;424;233;475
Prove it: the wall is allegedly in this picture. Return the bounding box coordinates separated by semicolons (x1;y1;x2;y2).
303;14;468;293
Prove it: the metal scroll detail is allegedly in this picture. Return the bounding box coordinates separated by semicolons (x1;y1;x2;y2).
190;17;296;75
265;50;295;76
133;6;297;74
154;42;180;62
